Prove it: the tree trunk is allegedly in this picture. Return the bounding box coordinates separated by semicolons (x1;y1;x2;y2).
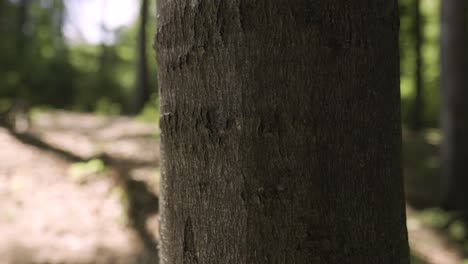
440;0;468;214
135;0;150;112
410;0;424;131
17;0;30;53
0;0;4;21
156;1;410;263
53;0;66;48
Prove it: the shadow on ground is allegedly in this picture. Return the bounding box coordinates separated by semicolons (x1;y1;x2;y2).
0;113;159;264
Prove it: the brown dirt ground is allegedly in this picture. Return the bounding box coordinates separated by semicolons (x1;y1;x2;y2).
0;111;464;264
407;206;465;264
0;111;160;264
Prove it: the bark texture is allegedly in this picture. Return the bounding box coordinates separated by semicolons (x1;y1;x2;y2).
156;1;409;263
440;0;468;214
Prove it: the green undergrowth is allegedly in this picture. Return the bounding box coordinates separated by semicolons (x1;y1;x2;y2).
403;127;468;261
69;159;108;184
410;253;427;264
417;208;468;257
137;95;159;123
402;127;441;208
137;95;160;139
94;97;122;116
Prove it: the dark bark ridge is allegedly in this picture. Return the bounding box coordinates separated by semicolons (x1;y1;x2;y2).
156;1;409;263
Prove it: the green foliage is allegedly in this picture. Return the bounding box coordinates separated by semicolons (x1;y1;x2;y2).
0;0;158;113
403;128;440;207
410;253;427;264
417;206;468;256
95;97;122;116
404;130;468;259
136;94;160;139
111;185;130;225
69;159;108;184
0;98;13;115
420;208;452;228
137;94;159;123
399;0;441;127
28;105;54;122
449;221;467;241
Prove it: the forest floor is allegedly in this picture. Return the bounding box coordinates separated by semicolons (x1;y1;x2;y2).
0;111;160;264
0;110;465;264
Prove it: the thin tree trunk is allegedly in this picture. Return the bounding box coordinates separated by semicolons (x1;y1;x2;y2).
15;0;30;101
410;0;424;131
0;0;4;21
0;1;5;35
440;0;468;214
96;0;111;106
17;0;30;53
53;0;66;48
156;1;410;263
135;0;150;112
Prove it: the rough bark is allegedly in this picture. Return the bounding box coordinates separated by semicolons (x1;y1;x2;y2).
136;0;151;112
156;1;409;263
440;0;468;214
410;0;424;131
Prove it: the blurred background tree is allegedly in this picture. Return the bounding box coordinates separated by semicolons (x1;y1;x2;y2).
0;0;158;115
0;0;443;122
134;0;150;113
400;0;440;129
439;0;468;216
0;0;439;127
